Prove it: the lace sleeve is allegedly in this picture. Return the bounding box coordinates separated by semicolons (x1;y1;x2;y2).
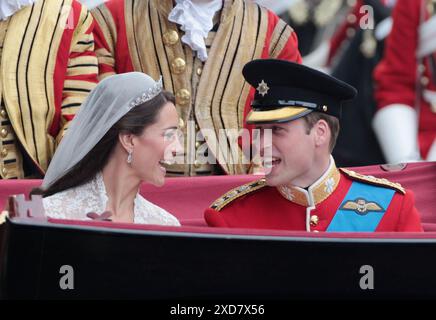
134;196;181;226
43;175;181;226
43;192;69;219
42;181;104;221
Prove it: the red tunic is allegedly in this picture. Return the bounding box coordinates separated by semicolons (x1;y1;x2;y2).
205;167;423;232
328;0;391;66
0;0;98;178
374;0;436;158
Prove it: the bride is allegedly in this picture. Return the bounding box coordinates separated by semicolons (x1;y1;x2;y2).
37;72;181;226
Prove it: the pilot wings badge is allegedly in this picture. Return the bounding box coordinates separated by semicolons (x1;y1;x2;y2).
340;198;384;216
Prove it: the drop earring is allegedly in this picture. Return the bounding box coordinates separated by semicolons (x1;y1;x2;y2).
127;150;133;164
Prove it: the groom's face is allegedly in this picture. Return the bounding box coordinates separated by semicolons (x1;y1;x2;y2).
257;118;316;187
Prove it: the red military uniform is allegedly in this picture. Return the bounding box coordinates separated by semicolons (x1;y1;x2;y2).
205;159;423;232
91;0;302;175
0;0;98;179
328;0;396;66
374;0;436;159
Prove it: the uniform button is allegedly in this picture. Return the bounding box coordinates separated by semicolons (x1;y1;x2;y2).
1;167;7;176
418;64;426;73
347;14;357;24
171;57;186;74
194;160;201;169
163;30;179;46
176;89;191;106
196;67;203;76
0;148;7;158
195;141;201;148
322;105;328;112
346;27;356;38
421;76;429;86
0;128;8;138
178;118;185;129
310;215;319;227
0;109;7;119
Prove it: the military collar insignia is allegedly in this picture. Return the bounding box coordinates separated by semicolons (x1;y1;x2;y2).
277;156;340;207
340;198;384;216
256;80;270;97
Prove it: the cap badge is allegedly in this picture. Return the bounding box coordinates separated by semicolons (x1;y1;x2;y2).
256;80;270;97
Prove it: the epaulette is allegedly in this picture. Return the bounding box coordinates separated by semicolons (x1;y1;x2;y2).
210;179;267;211
340;168;406;195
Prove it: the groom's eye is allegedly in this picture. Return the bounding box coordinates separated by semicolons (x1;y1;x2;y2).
272;126;283;133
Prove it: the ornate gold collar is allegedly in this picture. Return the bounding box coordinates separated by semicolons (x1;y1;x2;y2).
277;156;340;207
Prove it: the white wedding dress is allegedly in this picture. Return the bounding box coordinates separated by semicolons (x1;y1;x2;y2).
43;172;180;226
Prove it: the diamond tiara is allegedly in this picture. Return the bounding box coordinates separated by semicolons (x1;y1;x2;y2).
129;76;163;109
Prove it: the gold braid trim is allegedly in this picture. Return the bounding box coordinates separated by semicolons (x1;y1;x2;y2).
210;178;267;211
2;0;74;173
92;4;117;80
196;1;269;175
340;168;406;195
269;19;293;57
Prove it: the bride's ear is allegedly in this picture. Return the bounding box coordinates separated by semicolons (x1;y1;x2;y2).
118;132;134;152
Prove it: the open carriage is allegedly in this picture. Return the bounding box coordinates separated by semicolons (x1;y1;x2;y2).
1;162;436;299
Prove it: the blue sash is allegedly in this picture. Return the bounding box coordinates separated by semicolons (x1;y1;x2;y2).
326;181;395;232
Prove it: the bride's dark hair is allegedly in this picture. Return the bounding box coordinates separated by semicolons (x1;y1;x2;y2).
32;91;175;197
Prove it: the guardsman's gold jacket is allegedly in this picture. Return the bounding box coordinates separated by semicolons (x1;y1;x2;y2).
0;0;98;179
92;0;302;175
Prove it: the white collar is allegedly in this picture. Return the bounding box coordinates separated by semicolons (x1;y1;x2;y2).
168;0;223;62
0;0;37;21
78;0;107;9
277;156;341;207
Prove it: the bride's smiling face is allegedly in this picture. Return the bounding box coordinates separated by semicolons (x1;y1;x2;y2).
131;102;182;186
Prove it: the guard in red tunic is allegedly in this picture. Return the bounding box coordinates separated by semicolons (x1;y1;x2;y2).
204;59;423;232
373;0;436;163
0;0;98;179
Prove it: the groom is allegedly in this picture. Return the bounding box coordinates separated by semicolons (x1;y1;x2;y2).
205;60;423;232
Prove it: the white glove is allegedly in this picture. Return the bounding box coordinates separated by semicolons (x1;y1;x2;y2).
302;40;331;74
372;104;421;163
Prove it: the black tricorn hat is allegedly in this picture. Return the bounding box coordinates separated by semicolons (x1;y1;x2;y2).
242;59;357;124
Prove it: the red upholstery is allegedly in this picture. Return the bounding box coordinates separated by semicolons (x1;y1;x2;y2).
1;161;436;232
0;174;258;227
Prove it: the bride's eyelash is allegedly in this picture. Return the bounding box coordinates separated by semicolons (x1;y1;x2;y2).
163;130;175;139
